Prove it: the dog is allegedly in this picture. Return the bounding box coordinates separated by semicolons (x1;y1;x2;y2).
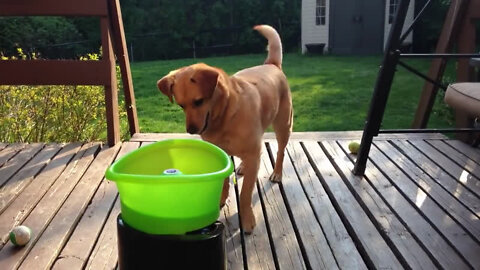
157;25;292;233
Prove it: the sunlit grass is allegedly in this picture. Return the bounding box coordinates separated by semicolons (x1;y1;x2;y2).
131;53;454;133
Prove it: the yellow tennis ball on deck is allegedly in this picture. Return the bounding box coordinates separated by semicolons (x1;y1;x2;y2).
9;225;32;246
348;142;360;154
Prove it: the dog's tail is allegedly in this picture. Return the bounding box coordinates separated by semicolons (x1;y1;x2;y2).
253;25;282;69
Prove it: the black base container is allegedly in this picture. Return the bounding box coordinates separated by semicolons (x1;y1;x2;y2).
117;214;226;270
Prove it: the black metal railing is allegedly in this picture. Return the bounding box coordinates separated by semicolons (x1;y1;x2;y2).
352;0;479;175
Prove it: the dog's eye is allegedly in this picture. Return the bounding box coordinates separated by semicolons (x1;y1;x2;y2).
193;99;204;107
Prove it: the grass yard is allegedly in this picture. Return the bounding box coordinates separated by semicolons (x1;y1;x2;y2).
130;53;454;133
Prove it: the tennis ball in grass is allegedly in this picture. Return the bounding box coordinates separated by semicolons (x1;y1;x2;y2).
9;225;31;246
348;142;360;154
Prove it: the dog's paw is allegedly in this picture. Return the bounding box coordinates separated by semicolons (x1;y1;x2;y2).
269;172;282;183
241;206;256;234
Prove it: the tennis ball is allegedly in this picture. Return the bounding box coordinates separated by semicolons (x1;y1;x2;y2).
348;142;360;154
9;225;32;246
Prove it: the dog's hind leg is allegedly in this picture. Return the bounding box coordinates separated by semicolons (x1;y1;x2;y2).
270;98;293;183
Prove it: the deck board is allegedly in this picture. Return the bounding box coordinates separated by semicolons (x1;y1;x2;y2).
304;141;403;269
326;140;437;269
218;157;244;270
256;144;306;269
370;142;480;268
410;140;480;197
269;141;339;269
287;142;366;269
0;143;44;189
445;140;480;164
0;132;479;269
358;143;470;269
390;140;480;219
0;143;26;168
0;143;83;247
377;140;480;242
0;144;62;213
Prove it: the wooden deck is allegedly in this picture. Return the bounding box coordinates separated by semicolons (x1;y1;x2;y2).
0;132;479;269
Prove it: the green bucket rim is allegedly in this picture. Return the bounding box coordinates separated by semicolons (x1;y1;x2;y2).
105;139;233;184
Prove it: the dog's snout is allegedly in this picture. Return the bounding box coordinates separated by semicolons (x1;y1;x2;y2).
187;125;199;134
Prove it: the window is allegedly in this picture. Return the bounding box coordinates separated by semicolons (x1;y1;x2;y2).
389;0;399;24
315;0;326;25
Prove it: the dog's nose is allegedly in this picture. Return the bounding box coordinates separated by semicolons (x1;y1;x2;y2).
187;125;198;134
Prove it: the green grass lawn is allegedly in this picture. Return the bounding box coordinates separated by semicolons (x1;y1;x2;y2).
130;53;454;133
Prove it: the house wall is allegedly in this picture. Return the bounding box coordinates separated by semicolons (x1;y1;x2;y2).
301;0;415;54
383;0;415;48
301;0;330;53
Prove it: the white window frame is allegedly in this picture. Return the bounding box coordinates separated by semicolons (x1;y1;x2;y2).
315;0;326;25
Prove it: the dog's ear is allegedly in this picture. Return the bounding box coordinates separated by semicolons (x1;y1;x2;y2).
192;68;219;98
157;73;176;103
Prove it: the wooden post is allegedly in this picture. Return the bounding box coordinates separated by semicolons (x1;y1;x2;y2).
108;0;139;136
101;18;121;145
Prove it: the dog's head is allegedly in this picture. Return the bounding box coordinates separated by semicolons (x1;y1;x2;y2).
157;63;225;135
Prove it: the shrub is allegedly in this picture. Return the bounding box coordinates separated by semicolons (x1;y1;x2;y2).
0;49;128;143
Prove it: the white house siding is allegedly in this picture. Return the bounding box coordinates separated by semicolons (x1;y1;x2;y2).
301;0;330;53
384;0;415;49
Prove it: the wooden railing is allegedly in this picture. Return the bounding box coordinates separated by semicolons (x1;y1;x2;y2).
0;0;139;146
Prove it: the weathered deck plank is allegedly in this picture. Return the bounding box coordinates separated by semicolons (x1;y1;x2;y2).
376;140;480;242
429;140;480;176
0;143;7;152
390;140;480;219
0;143;44;189
218;159;244;270
235;156;276;270
356;142;471;269
84;199;121;270
410;140;480;198
370;142;480;268
326;140;437;269
0;143;83;246
0;133;478;270
444;140;480;164
427;140;480;187
0;144;62;213
287;141;367;269
52;142;139;269
0;143;26;168
257;144;306;269
269;141;339;269
0;144;118;269
303;141;403;269
16;144;121;270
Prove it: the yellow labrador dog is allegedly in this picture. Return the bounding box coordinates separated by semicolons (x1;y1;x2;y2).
157;25;292;233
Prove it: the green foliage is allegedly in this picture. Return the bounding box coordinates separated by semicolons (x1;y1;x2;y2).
0;49;128;143
0;0;302;61
0;17;85;58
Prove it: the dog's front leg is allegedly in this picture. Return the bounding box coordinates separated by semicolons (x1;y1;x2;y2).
239;151;260;234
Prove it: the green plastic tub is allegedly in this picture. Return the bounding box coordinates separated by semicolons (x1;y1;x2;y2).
105;139;233;235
